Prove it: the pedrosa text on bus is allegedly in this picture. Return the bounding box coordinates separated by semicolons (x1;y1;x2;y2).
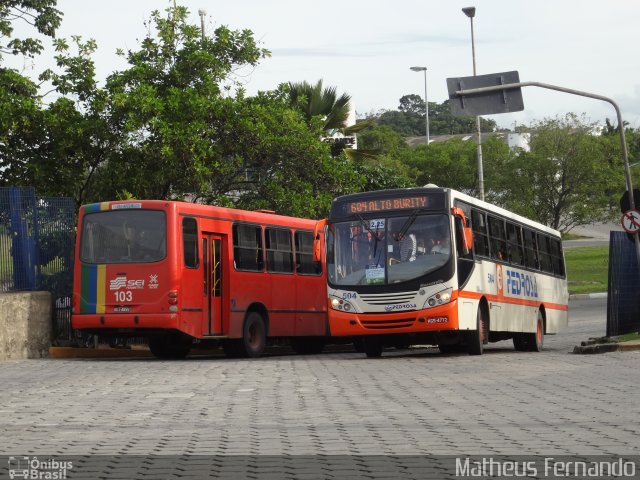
348;196;429;214
505;269;538;298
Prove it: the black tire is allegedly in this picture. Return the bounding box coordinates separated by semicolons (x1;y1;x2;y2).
513;334;529;351
352;337;365;353
528;310;544;352
241;312;267;358
364;337;384;358
148;332;192;359
513;310;544;352
291;337;326;355
466;305;487;356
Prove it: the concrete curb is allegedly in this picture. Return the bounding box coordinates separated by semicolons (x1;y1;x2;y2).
572;340;640;354
569;292;607;300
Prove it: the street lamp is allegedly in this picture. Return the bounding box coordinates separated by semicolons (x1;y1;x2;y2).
198;9;206;42
410;66;429;145
462;6;485;201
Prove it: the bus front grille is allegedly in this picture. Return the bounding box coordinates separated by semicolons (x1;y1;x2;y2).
360;318;415;329
359;292;418;305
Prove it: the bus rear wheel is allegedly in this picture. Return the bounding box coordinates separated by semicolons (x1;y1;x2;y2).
241;312;267;358
148;332;192;359
513;309;544;352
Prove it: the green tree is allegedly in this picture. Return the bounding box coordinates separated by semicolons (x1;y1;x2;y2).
91;5;270;201
356;124;409;159
495;114;623;232
398;94;424;116
365;98;497;137
400;135;510;195
1;36;115;207
283;79;351;133
0;0;62;59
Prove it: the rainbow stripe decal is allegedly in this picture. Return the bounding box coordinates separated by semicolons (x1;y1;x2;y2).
83;202;111;214
79;202;110;314
80;264;107;314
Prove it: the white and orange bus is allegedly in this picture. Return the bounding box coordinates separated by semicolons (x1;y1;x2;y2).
71;200;327;359
317;186;568;357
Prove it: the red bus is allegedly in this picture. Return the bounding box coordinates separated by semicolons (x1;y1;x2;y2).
71;200;328;358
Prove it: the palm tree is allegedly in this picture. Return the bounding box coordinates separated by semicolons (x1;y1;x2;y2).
285;79;378;161
286;79;351;133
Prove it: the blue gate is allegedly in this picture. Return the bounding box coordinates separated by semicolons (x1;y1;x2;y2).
0;187;76;343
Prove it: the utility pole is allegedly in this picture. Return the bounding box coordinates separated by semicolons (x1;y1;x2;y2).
198;9;206;42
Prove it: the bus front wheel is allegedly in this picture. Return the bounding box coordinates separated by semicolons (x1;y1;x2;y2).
467;305;487;356
364;337;383;358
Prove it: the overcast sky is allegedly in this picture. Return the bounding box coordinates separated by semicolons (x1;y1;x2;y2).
11;0;640;128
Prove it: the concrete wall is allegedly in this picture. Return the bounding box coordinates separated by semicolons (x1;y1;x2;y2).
0;291;52;360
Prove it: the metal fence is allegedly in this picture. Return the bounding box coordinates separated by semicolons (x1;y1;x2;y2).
607;231;640;336
0;187;76;344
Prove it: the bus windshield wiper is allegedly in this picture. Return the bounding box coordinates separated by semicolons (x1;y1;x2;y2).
393;209;423;242
356;213;382;241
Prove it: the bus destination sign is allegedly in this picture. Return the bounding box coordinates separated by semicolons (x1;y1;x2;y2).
348;196;429;214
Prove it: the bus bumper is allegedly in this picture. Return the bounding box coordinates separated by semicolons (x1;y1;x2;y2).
329;300;459;336
72;313;180;332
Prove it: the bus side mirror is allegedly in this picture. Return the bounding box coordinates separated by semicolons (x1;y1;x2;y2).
313;219;328;262
451;208;473;256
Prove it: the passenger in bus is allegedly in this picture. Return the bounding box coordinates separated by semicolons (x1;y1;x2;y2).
399;233;417;262
429;229;450;254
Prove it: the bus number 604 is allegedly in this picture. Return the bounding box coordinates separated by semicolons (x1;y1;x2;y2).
114;291;133;302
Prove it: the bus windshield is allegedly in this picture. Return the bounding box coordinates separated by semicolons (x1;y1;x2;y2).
327;214;451;286
80;210;166;264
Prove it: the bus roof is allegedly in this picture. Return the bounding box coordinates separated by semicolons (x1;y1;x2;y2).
80;200;318;229
330;186;561;237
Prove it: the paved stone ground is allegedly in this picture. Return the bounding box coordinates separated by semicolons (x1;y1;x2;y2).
0;298;638;478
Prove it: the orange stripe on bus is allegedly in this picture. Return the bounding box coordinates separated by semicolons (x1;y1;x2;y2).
457;290;568;311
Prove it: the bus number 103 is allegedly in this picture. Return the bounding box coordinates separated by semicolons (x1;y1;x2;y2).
114;291;133;302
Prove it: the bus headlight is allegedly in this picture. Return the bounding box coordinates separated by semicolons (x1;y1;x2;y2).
423;288;453;309
330;296;355;312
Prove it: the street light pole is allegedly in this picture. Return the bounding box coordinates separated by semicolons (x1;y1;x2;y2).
198;9;206;42
463;6;485;201
410;66;429;145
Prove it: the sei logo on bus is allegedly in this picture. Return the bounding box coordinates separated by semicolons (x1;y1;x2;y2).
505;270;538;298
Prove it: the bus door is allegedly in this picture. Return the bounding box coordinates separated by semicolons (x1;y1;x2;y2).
202;234;223;335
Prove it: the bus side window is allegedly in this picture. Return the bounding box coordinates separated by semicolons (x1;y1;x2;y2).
506;222;524;266
549;238;565;277
233;224;264;271
537;234;553;273
523;228;539;269
488;215;507;261
266;228;294;273
182;217;199;268
295;231;321;275
471;209;489;257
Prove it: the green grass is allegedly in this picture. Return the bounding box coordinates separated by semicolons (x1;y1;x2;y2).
561;232;588;241
564;246;609;295
615;332;640;342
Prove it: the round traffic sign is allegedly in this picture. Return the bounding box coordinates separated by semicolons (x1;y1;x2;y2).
621;209;640;234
